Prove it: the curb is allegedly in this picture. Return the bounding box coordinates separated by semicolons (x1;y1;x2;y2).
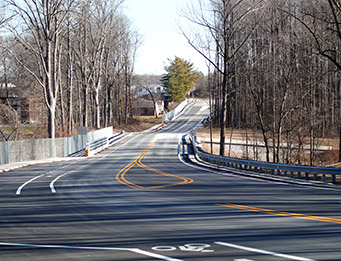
0;157;86;174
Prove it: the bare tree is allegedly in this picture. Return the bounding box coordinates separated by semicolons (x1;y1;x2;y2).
5;0;75;139
181;0;266;156
275;0;341;162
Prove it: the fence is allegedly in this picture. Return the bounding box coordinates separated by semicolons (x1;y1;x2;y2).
0;126;114;166
190;130;341;184
85;131;124;157
162;99;191;123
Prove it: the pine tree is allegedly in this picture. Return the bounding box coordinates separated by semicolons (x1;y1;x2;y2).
161;57;201;102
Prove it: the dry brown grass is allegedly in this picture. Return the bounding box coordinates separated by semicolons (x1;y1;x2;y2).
197;126;340;167
120;116;162;132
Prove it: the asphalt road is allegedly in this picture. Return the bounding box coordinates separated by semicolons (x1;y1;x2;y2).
0;100;341;260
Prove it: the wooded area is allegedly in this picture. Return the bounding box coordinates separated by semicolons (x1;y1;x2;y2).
0;0;139;139
0;0;340;165
182;0;341;164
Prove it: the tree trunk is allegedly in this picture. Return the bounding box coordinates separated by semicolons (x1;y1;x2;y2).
219;74;227;156
95;85;100;129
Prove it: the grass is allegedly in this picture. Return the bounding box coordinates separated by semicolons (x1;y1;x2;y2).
196;126;340;167
197;126;340;149
139;115;163;125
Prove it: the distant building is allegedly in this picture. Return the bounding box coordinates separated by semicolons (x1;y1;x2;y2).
132;99;164;116
0;83;47;124
132;84;166;116
135;84;166;97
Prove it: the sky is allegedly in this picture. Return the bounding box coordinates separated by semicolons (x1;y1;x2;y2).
123;0;207;75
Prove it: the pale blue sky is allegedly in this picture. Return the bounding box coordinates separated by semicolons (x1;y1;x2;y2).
123;0;207;75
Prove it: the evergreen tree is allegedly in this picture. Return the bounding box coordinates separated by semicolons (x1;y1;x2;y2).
161;57;201;102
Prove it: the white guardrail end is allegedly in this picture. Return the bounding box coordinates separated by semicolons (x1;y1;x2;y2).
87;131;125;157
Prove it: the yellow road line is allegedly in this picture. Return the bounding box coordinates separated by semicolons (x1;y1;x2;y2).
115;160;143;189
116;137;193;189
217;203;341;224
176;109;201;132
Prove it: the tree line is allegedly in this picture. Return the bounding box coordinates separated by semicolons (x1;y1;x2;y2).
182;0;341;164
1;0;139;139
0;0;340;165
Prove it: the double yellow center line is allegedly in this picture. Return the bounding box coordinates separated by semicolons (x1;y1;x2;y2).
116;137;193;189
217;203;341;224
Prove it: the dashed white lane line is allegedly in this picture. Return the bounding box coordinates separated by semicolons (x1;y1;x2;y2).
49;134;142;193
15;133;141;195
50;172;72;193
16;174;45;195
0;242;183;261
215;242;315;261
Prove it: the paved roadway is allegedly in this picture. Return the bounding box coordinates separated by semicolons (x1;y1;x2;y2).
0;100;341;260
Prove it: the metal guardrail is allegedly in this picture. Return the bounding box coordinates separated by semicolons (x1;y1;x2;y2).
190;130;341;184
162;99;194;123
108;131;125;145
86;131;125;157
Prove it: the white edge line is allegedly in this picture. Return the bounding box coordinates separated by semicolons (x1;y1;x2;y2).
177;134;272;185
50;172;70;193
0;242;183;261
215;241;315;261
49;133;142;193
131;248;184;261
16;174;45;195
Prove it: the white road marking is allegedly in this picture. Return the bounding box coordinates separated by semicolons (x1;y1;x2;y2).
0;242;183;261
16;134;141;195
50;172;72;193
16;174;45;195
200;105;209;112
132;248;183;260
152;243;214;253
152;246;177;251
49;134;142;193
215;242;315;261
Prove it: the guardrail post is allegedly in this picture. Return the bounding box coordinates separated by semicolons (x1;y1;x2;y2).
332;174;336;184
305;172;309;180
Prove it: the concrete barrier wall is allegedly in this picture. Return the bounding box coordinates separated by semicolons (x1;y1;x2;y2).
7;138;65;163
64;135;86;157
87;127;113;143
0;142;9;165
0;126;114;166
162;99;189;123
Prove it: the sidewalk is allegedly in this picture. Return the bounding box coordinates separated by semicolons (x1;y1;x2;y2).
0;157;85;174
